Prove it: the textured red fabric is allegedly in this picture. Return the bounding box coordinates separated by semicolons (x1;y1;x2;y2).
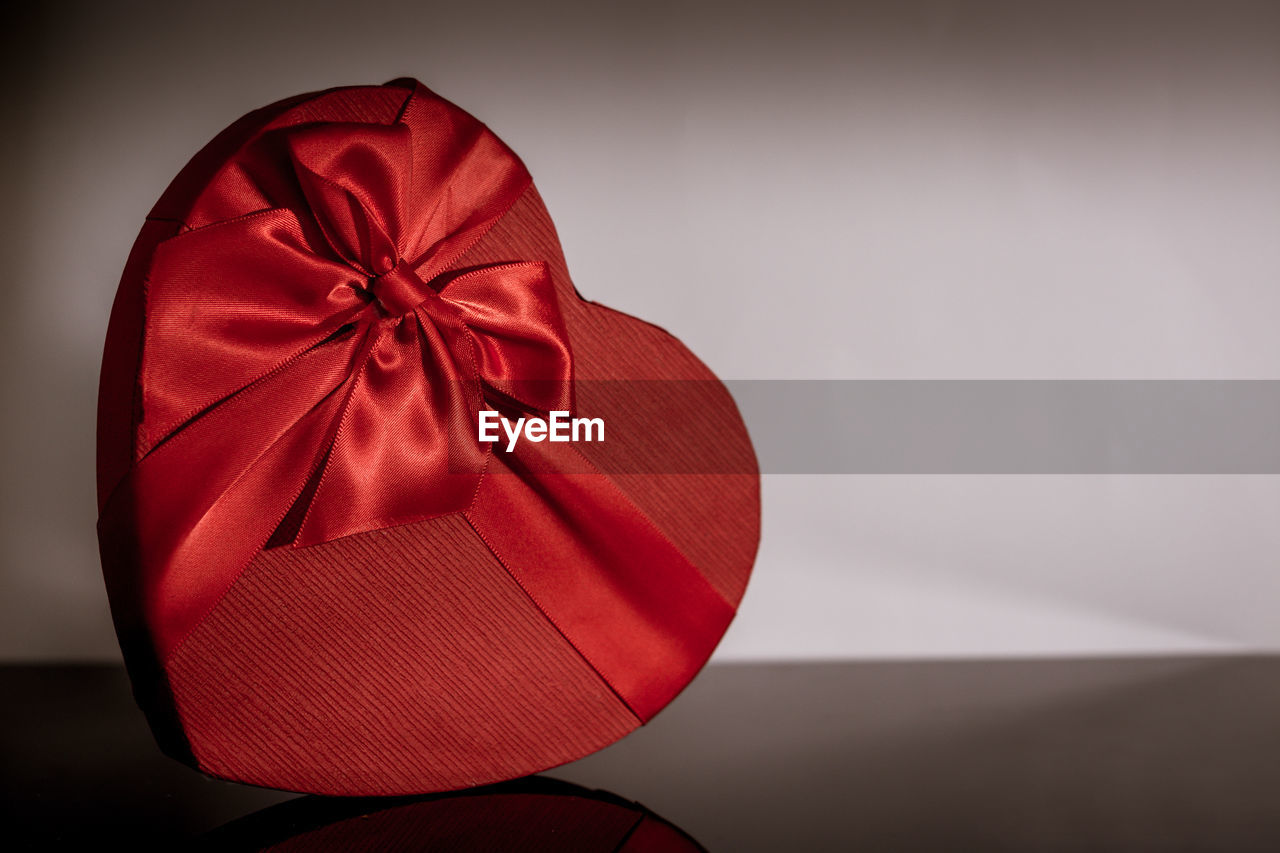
97;80;759;794
169;515;636;794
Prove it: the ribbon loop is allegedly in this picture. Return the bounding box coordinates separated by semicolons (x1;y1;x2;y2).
287;121;410;276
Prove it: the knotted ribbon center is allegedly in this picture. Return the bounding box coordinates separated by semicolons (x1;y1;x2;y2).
367;261;432;317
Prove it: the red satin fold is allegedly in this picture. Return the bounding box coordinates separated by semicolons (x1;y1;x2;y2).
99;80;740;730
466;441;733;722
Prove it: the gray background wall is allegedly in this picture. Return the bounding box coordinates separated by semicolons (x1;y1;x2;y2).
3;1;1278;661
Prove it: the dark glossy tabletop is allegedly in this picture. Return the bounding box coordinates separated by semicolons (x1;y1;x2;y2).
4;658;1279;850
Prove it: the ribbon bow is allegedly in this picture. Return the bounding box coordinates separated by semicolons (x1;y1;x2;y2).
119;84;569;652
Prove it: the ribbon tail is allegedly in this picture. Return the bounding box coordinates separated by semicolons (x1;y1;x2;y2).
463;439;734;722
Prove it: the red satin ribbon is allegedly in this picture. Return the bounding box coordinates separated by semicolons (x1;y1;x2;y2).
99;81;731;723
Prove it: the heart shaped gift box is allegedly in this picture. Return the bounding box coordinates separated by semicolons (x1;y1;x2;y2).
97;79;758;795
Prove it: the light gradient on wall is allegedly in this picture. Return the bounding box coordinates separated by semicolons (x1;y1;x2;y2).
2;1;1278;661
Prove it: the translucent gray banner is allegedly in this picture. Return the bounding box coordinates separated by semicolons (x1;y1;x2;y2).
459;380;1280;474
729;380;1280;474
